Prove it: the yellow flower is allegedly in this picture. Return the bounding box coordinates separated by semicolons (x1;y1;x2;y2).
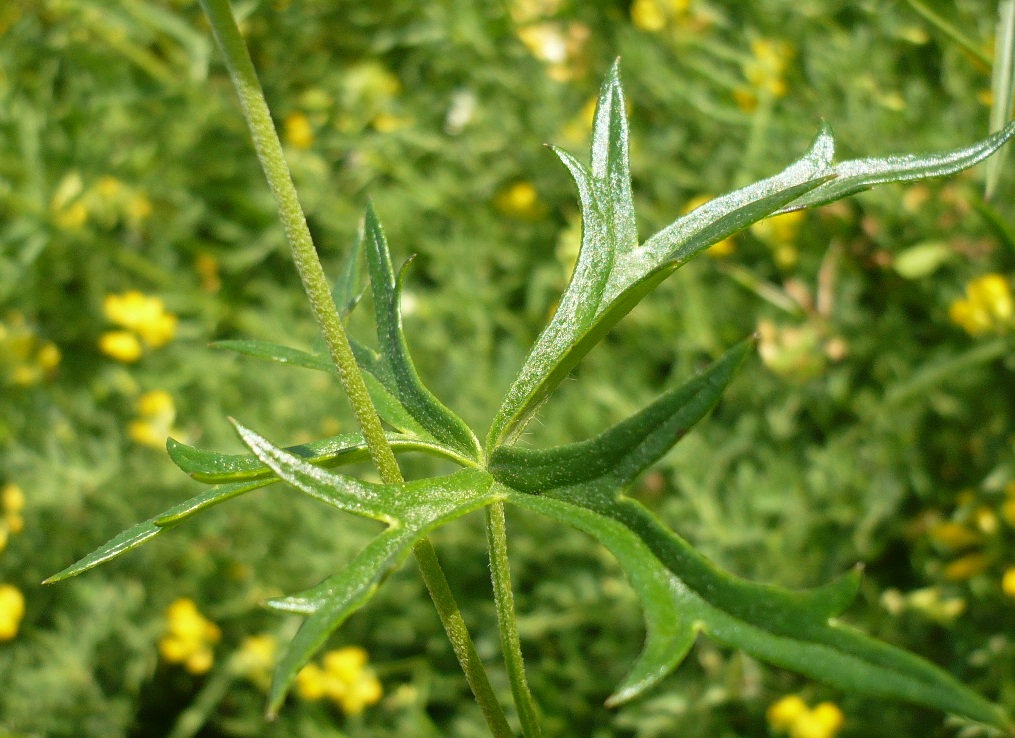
1002;568;1015;598
103;291;177;348
1;483;25;538
159;598;221;675
296;662;329;701
129;390;177;449
284;112;314;149
768;695;845;738
949;274;1013;335
36;342;61;371
295;646;383;716
792;702;845;738
767;694;809;731
630;0;691;32
100;292;177;362
99;330;143;363
495;181;542;219
0;584;25;641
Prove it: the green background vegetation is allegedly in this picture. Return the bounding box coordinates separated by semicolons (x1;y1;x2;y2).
2;0;1015;736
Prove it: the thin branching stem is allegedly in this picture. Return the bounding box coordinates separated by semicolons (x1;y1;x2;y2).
487;503;543;738
198;2;513;734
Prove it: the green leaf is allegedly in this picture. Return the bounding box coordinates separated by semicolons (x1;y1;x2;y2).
776;119;1015;213
490;64;1015;450
167;432;477;484
362;202;483;460
487;105;835;447
490;339;754;494
232;421;396;523
231;422;499;716
490;343;1006;725
505;491;1003;727
213;339;333;372
44;478;275;583
212;338;429;435
333;219;366;319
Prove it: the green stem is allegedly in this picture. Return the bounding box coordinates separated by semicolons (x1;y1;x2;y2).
414;537;516;738
486;502;543;738
199;0;400;484
198;2;513;734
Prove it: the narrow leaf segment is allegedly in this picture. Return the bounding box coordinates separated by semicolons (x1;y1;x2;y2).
362;203;484;462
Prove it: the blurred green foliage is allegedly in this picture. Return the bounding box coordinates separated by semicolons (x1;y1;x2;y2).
1;0;1015;736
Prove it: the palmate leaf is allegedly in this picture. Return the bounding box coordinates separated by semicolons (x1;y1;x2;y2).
231;422;500;717
487;59;1015;449
489;345;1007;726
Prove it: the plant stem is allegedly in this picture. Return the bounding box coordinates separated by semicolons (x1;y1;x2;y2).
487;503;542;738
414;537;516;738
198;0;400;485
198;3;513;734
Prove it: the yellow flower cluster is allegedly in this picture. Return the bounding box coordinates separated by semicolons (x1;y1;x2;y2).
159;598;221;675
0;312;60;387
128;390;177;449
296;646;383;716
99;291;178;363
0;484;26;555
1003;567;1015;598
50;171;153;232
767;695;845;738
735;39;794;112
232;634;277;690
948;274;1013;336
0;584;25;641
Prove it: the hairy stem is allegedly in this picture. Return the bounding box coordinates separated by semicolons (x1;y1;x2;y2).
487;502;543;738
198;0;400;484
199;2;513;734
415;537;516;738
